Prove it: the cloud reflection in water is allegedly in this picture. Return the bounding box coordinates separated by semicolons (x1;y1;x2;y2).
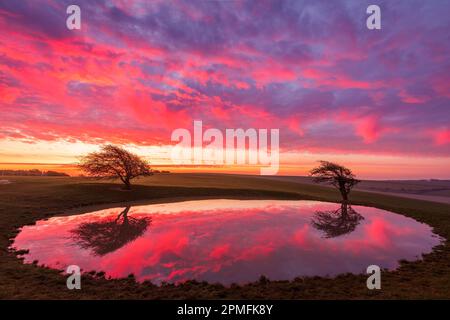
12;200;441;285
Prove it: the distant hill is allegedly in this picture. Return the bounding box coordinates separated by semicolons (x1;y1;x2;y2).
0;169;69;177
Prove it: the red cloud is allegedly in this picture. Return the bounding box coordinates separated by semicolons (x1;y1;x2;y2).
433;129;450;145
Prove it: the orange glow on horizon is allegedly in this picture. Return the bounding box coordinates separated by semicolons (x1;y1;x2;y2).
0;129;449;180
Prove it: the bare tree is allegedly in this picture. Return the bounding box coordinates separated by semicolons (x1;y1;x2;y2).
78;144;152;190
311;203;364;238
70;207;152;256
310;160;360;203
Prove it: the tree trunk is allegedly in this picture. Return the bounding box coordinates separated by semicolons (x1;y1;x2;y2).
339;187;348;204
123;179;131;190
340;202;348;217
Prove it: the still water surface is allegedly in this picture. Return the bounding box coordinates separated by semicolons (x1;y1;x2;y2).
12;200;441;285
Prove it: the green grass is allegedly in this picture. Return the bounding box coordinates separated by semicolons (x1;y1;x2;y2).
0;174;449;299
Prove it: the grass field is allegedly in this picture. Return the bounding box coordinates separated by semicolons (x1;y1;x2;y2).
0;173;449;299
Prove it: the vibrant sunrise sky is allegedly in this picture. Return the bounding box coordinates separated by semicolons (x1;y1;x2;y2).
0;0;449;179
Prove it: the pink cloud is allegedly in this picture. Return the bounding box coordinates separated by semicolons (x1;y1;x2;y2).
433;129;450;145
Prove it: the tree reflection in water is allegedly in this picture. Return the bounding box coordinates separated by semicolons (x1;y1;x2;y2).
311;202;364;238
70;207;151;256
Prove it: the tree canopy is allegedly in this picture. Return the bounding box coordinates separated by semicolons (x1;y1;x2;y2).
79;144;152;190
310;160;360;202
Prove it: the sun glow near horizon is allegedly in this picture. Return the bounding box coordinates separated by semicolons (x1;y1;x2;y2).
1;138;449;180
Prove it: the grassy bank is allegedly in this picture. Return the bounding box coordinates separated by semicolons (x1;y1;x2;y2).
0;174;449;299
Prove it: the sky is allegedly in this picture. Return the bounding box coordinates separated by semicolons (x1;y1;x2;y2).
0;0;449;179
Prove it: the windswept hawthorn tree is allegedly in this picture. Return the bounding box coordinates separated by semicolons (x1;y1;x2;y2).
79;144;152;190
310;160;360;203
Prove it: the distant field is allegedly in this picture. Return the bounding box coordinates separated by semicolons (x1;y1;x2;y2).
254;175;450;204
0;173;449;299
